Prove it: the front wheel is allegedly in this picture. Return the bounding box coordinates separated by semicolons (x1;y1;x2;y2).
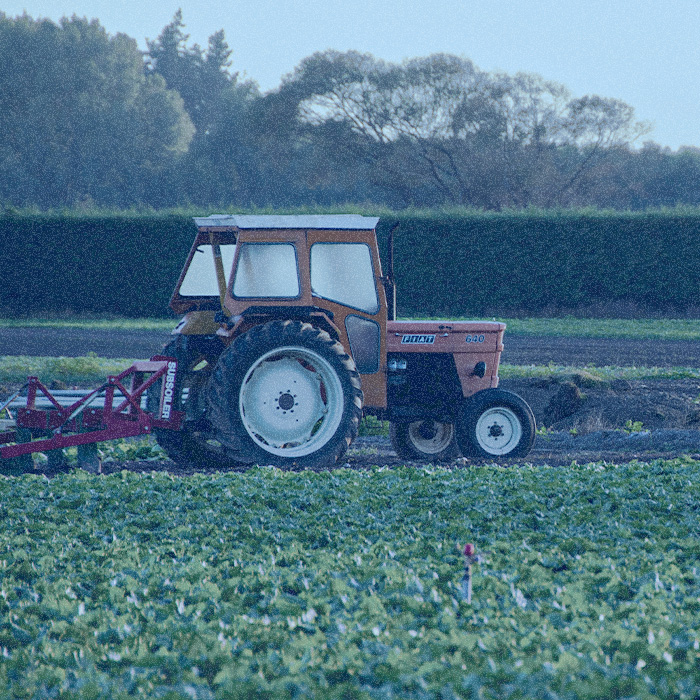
206;320;363;469
390;420;460;462
456;389;536;459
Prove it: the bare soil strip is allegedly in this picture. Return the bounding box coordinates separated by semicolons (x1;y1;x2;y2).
0;327;170;359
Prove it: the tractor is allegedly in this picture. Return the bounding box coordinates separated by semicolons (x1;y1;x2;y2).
155;214;536;469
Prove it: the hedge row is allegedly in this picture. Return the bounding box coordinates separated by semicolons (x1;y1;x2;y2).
2;210;700;318
384;210;700;316
1;213;193;318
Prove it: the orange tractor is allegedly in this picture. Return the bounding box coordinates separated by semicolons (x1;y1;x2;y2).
156;214;535;468
1;214;535;472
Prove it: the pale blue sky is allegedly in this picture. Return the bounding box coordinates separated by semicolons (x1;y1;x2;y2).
3;0;699;149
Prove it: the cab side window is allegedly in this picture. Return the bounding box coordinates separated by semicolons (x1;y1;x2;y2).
179;244;236;297
310;243;379;314
233;243;300;298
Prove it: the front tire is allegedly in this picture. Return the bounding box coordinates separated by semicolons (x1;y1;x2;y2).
206;320;363;469
456;389;535;459
390;420;459;462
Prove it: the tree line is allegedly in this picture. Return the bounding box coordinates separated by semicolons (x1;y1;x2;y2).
1;11;698;211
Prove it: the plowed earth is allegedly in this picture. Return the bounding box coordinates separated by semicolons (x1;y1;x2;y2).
93;374;700;474
5;327;700;366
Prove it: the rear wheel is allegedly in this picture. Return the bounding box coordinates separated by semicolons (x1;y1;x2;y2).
456;389;535;459
206;320;363;469
390;420;459;462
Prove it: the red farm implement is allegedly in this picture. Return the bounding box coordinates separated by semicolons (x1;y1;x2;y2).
0;357;182;474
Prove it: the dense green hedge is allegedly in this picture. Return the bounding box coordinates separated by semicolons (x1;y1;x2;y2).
2;210;700;317
383;210;700;316
0;213;194;317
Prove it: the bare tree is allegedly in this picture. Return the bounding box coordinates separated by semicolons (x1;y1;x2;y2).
285;50;650;208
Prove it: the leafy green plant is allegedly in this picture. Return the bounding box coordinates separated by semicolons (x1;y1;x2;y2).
358;415;389;436
23;438;167;469
623;419;645;433
2;459;699;698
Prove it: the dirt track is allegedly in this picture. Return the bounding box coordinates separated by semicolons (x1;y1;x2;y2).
3;326;700;367
0;327;172;360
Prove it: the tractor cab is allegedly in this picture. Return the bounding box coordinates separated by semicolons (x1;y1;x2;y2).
170;214;388;407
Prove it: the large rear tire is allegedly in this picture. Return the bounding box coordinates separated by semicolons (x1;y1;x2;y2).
456;389;536;459
389;420;460;462
206;320;363;469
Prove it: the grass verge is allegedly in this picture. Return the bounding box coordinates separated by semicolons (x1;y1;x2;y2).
497;317;700;340
1;460;699;698
411;316;700;340
3;356;700;388
0;317;175;331
4;316;700;340
0;355;134;386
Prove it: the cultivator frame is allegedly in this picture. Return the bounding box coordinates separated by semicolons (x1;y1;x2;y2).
0;357;182;469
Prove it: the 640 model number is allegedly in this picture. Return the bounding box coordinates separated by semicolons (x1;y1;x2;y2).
466;334;485;343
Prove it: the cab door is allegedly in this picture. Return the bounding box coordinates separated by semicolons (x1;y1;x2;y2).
307;230;387;408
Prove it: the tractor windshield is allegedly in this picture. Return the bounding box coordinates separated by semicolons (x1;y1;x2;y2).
179;244;236;297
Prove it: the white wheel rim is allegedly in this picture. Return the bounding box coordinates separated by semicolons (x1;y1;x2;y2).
239;346;344;458
474;406;522;456
407;421;454;455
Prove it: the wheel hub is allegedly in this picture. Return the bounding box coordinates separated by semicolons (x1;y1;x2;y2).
418;421;439;441
407;420;454;455
488;422;505;438
474;406;523;456
277;392;296;411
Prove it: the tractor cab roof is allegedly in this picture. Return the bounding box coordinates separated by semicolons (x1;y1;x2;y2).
193;214;380;231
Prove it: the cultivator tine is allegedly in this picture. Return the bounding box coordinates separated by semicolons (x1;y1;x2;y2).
52;383;109;436
0;382;28;418
0;358;182;467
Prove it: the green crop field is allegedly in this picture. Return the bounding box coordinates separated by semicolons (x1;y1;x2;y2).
2;461;699;699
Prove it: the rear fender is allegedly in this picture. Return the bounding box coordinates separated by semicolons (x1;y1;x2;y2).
222;306;341;343
172;310;220;336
